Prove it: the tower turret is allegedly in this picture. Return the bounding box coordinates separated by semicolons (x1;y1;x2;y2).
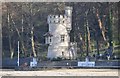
65;6;73;33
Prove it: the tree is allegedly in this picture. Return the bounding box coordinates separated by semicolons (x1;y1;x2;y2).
85;9;91;57
6;4;14;59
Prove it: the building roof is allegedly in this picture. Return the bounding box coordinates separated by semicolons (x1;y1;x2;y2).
44;32;53;37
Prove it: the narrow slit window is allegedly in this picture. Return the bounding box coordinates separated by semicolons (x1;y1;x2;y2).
62;51;64;57
50;37;52;42
61;35;65;42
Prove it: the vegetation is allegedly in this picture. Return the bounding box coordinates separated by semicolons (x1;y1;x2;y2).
2;2;120;60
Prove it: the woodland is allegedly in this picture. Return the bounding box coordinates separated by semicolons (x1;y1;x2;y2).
2;2;120;60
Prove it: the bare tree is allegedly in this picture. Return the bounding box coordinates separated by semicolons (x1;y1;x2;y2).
96;9;107;41
7;4;14;59
30;3;37;57
85;9;91;57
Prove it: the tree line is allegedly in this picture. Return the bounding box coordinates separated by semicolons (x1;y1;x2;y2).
2;2;119;59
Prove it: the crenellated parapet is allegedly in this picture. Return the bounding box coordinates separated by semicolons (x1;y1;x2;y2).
47;15;69;24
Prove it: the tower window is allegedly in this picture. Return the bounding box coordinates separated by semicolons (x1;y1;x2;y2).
61;35;65;42
58;21;60;23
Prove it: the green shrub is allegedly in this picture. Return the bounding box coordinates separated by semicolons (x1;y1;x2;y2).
51;57;62;61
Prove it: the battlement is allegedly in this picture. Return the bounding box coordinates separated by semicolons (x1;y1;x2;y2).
47;14;69;24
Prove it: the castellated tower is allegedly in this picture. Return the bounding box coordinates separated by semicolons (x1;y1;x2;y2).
44;6;76;59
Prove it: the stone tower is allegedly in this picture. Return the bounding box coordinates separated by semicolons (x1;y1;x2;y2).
44;6;76;59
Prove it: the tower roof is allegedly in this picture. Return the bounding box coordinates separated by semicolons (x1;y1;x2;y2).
65;6;73;10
